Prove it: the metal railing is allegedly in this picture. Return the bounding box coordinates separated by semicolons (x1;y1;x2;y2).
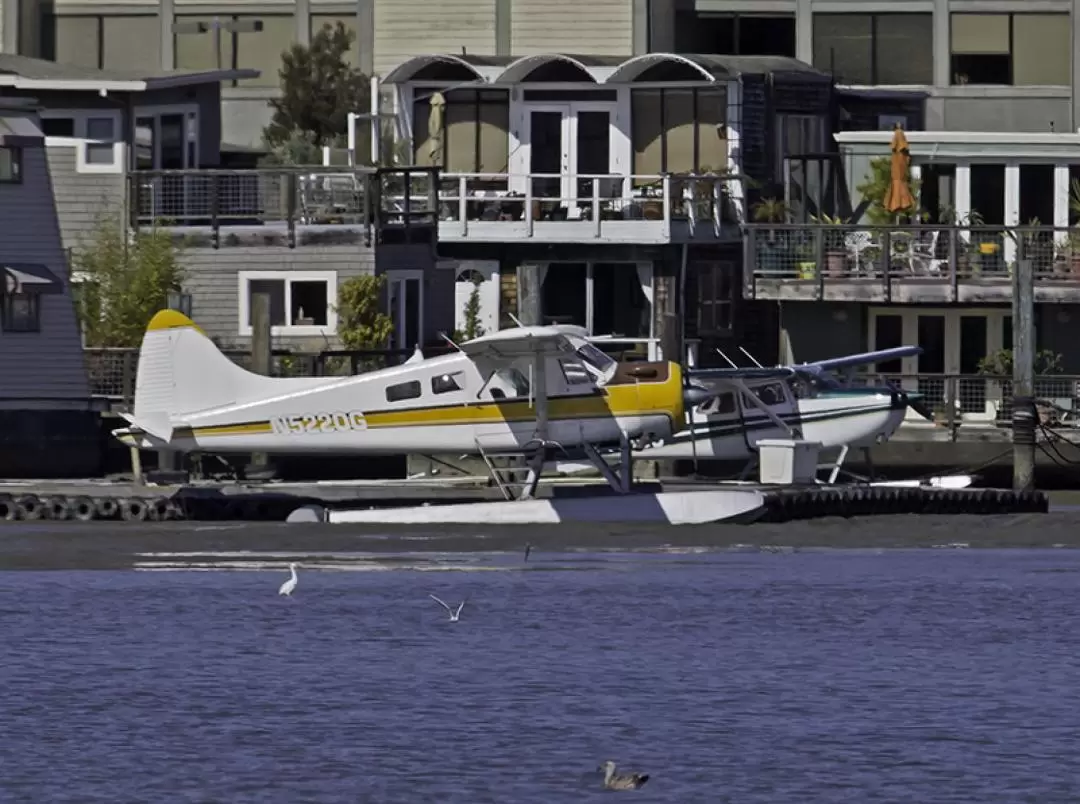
86;339;673;405
381;172;743;237
848;373;1080;430
745;224;1080;293
128;167;440;247
85;346;454;404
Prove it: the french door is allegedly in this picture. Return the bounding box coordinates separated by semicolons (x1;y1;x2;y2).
388;270;424;353
525;104;616;209
868;308;1010;420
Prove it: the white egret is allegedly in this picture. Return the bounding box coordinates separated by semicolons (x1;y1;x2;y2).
278;562;299;596
428;594;465;622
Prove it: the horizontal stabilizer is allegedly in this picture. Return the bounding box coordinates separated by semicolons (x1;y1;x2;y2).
117;411;174;442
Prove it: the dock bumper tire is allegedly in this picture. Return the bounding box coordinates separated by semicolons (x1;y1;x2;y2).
45;496;72;520
95;497;120;519
120;498;150;522
16;495;43;521
147;497;175;521
0;494;15;521
71;496;96;522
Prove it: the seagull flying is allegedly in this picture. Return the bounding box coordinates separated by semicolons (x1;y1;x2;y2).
429;594;466;622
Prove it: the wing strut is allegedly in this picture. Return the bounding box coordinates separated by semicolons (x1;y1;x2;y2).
519;352;551;501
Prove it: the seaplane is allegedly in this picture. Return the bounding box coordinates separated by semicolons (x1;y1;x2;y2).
112;309;928;525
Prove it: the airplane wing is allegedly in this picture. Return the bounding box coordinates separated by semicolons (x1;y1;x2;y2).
458;325;587;361
686;366;796;382
800;346;922;374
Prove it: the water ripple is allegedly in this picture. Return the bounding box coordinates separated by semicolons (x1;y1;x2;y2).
3;550;1080;802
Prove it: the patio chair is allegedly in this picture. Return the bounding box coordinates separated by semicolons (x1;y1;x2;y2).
844;230;878;275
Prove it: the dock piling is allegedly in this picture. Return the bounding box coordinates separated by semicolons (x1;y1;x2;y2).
1011;258;1036;492
249;291;272;471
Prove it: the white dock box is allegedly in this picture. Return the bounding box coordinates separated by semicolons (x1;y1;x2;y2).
757;439;822;485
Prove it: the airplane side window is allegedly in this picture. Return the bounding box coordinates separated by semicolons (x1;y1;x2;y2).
386;380;422;403
559;359;592;385
491;368;530;398
432;371;465;395
700;392;736;416
755;383;787;407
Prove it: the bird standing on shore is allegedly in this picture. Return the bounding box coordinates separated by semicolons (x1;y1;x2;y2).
278;562;299;597
599;760;650;790
429;594;466;622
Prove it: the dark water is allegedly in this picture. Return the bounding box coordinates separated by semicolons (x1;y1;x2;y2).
4;548;1080;802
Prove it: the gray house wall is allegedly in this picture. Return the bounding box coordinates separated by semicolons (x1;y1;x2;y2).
0;143;90;404
0;126;98;477
181;242;442;354
181;247;376;352
46;147;125;252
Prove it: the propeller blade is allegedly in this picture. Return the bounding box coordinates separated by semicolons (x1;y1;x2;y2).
908;396;934;421
683;383;715;408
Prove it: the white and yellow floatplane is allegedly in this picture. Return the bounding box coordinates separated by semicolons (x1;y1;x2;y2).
113;310;929;525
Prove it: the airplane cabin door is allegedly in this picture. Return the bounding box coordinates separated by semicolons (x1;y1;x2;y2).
739;381;800;451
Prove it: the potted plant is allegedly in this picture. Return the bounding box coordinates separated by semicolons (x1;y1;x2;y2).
810;212;849;277
977;348;1065;423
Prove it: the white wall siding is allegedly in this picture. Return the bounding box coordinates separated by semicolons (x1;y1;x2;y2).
373;0;497;77
510;0;633;56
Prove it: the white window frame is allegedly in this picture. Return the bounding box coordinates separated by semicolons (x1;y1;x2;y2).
40;109;124;174
237;270;338;337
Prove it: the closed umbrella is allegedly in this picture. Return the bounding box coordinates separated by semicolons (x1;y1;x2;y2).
427;91;446;165
883;123;915;215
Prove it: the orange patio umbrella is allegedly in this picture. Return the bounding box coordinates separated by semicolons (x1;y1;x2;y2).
883;124;915;215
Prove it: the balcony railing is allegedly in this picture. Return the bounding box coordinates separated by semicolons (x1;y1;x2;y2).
381;172;743;243
84;339;656;405
128;167;439;248
745;224;1080;302
847;373;1080;437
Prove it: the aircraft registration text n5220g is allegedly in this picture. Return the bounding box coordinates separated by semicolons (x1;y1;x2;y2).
270;412;369;435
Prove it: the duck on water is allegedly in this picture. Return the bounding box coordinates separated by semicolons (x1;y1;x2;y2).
599;760;649;790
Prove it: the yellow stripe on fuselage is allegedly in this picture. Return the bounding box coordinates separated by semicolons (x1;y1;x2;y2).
185;363;685;438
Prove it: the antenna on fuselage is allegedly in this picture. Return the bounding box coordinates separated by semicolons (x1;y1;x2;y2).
438;331;463;352
715;348;739;369
739;347;765;369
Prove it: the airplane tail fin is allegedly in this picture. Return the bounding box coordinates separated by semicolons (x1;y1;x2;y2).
128;309;294;434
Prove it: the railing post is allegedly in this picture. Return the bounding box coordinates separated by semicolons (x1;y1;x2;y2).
744;228;756;299
362;171;372;247
525;176;534;237
814;227;824;300
592;178;600;238
285;172;297;249
210;173;220;250
882;229;892;302
458;174;468;236
121;350;134;407
948;227;959;302
661;174;671;240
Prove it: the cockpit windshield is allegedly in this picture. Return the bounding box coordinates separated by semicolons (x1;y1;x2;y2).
575;343;616;374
